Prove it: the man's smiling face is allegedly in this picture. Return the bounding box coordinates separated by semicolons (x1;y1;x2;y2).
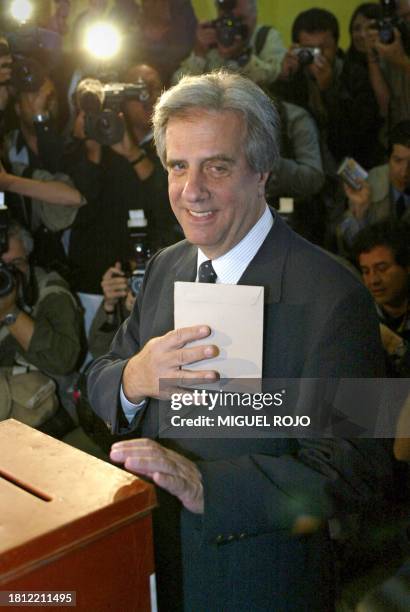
165;108;268;259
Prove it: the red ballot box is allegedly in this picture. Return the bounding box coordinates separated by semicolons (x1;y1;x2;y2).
0;419;157;611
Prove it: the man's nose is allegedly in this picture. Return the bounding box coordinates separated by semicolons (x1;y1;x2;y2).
368;269;381;285
182;169;208;202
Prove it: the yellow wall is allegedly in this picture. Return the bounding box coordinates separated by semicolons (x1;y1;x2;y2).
67;0;362;50
192;1;360;49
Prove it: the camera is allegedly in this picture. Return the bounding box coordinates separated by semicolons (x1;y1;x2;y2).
125;209;151;296
209;0;248;48
0;206;18;298
10;56;46;93
0;32;52;93
127;269;144;297
292;47;321;66
81;80;150;146
377;0;410;48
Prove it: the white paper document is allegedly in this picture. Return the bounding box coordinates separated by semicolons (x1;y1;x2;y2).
174;282;264;379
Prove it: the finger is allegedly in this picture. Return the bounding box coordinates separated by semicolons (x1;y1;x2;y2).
175;343;219;367
165;325;212;349
111;440;196;477
178;368;219;381
152;471;186;498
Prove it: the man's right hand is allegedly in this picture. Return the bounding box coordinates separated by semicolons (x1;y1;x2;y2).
344;179;372;220
279;46;301;80
194;22;217;57
101;262;128;312
122;325;219;403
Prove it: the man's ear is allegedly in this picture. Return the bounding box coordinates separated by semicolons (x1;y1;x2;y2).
257;172;269;196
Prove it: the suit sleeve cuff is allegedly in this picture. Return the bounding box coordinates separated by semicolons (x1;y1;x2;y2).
120;385;146;423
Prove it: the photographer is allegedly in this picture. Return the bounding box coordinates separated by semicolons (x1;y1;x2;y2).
172;0;285;86
3;69;83;270
62;65;180;331
88;261;135;359
369;0;410;127
337;120;410;252
0;219;84;435
274;8;343;169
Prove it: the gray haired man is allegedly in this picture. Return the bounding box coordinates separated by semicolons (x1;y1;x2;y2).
88;72;390;611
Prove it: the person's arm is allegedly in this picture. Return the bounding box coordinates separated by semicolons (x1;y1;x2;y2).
110;283;391;524
89;263;133;359
367;56;391;118
374;28;410;75
20;287;82;376
270;104;324;199
0;287;34;351
0;165;85;207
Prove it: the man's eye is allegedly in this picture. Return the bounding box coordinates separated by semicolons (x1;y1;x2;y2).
169;163;186;172
207;164;229;176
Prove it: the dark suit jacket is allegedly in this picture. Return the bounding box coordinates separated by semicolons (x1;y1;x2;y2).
88;213;391;612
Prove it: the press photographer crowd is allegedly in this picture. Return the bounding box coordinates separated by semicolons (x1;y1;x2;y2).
1;0;410;609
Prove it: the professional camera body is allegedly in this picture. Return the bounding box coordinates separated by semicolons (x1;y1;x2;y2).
0;207;18;299
291;46;321;66
80;80;150;146
377;0;410;48
209;0;248;48
125;210;151;297
0;32;51;94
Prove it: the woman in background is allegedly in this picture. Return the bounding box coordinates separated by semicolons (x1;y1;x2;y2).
337;3;390;169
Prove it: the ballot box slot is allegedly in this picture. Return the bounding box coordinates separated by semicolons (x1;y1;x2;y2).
0;468;52;502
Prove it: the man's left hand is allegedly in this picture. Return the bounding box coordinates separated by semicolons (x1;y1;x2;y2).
308;53;333;91
110;438;204;514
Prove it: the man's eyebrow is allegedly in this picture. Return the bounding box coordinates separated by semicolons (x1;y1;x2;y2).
166;155;236;166
202;155;235;164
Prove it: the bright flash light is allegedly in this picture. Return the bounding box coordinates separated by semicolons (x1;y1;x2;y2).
10;0;33;23
84;23;122;60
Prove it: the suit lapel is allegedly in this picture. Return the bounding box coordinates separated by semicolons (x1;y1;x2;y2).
238;212;291;305
149;243;198;339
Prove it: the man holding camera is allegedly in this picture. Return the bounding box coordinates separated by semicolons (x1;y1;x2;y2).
3;61;81;270
172;0;285;86
63;64;180;333
338;120;410;251
0;219;83;435
275;9;343;169
369;0;410;128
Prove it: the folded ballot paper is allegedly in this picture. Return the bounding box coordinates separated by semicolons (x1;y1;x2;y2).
174;281;264;379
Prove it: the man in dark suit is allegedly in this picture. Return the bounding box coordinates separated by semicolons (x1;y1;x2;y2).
88;72;392;611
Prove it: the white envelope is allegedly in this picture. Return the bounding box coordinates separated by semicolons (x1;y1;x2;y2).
174;282;264;379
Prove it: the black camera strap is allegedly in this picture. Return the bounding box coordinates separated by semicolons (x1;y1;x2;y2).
254;25;271;56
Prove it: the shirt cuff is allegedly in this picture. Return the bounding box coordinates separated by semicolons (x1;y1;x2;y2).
120;385;146;423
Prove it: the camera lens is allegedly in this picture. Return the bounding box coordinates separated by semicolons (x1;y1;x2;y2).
298;49;314;66
0;263;15;298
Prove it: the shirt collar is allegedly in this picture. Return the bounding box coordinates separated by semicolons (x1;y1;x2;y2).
196;205;274;284
392;186;410;205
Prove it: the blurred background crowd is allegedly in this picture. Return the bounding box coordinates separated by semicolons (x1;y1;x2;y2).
0;1;410;608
